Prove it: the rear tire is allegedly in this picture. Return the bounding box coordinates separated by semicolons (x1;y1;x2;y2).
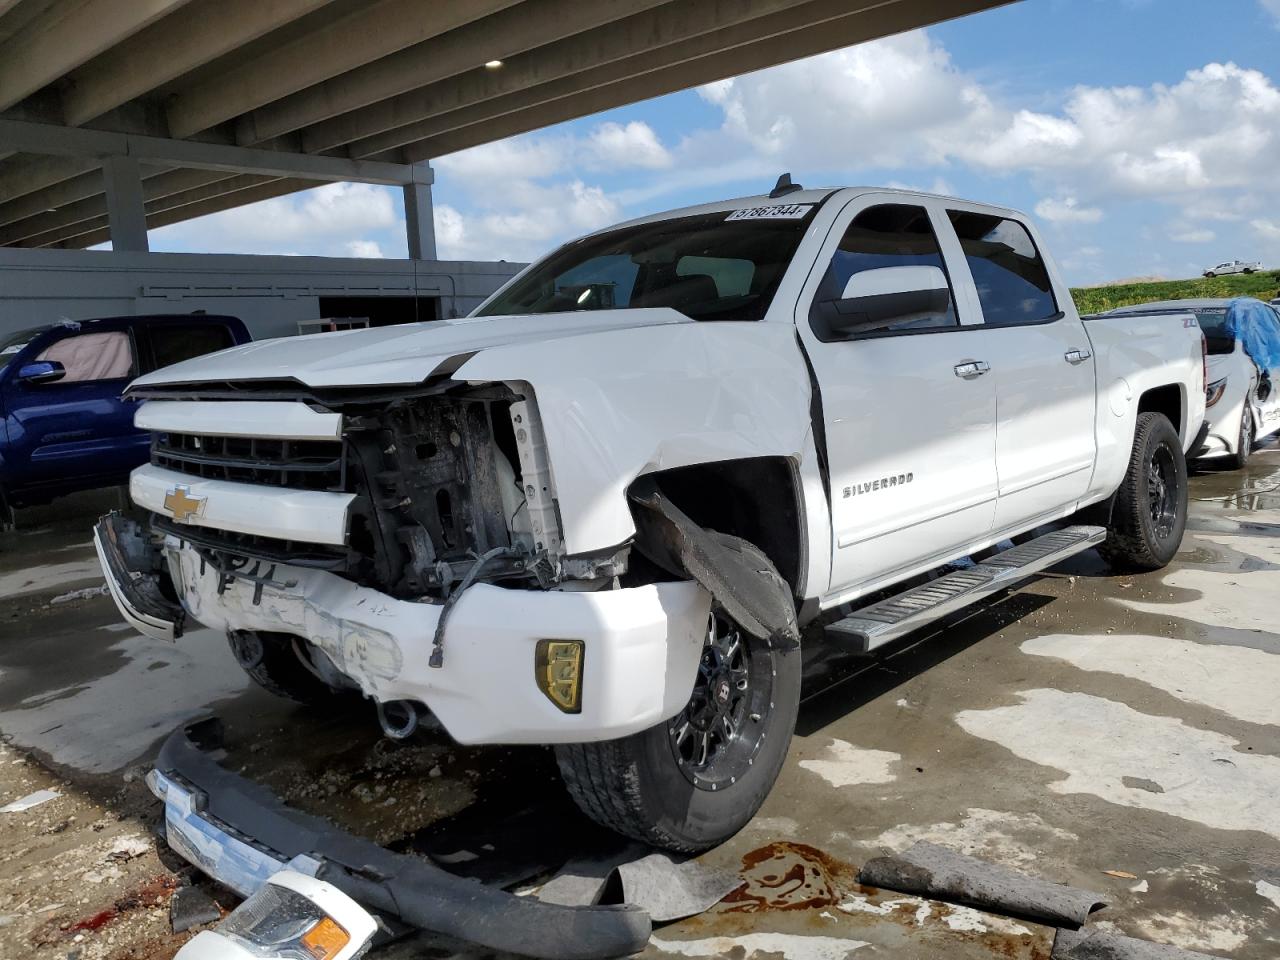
1099;412;1188;572
1229;407;1254;470
227;630;341;704
556;545;801;853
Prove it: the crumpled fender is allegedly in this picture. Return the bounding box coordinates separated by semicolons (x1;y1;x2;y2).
628;477;800;649
457;321;814;556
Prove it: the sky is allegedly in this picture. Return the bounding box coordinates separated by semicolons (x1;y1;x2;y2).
146;0;1280;287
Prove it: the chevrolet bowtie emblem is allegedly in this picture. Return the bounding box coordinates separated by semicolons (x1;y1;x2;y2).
163;485;206;523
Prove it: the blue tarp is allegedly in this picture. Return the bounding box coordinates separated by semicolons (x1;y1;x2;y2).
1226;297;1280;372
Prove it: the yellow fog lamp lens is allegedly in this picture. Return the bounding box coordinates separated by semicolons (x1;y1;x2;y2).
535;639;584;713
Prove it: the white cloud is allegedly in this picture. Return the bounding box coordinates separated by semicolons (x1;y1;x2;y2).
1264;0;1280;26
1170;228;1215;244
1034;196;1103;223
345;239;385;258
694;36;1280;223
151;182;402;256
1253;219;1280;239
587;121;672;169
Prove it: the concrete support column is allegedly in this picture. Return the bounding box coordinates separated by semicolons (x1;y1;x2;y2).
101;156;148;252
403;162;436;261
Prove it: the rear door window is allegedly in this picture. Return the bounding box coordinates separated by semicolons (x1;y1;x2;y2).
141;322;236;373
948;211;1059;326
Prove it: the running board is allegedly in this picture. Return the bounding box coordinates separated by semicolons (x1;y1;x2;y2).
826;525;1106;653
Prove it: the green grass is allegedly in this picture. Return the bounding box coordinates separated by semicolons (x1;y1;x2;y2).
1070;271;1280;315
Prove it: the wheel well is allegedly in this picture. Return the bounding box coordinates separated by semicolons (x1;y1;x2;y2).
1137;384;1183;438
629;457;804;594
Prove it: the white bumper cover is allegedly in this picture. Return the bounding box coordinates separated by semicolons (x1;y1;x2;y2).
164;543;710;744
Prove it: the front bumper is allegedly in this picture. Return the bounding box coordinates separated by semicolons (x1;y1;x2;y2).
152;721;650;959
96;513;711;745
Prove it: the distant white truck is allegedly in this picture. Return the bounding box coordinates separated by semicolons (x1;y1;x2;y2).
1204;259;1261;277
97;184;1208;863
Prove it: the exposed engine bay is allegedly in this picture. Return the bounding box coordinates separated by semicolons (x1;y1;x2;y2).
137;380;629;604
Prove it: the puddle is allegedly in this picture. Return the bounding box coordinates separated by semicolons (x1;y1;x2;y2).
956;689;1280;840
0;627;247;772
1022;633;1280;726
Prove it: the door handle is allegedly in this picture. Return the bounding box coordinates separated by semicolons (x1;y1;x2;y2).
954;360;990;379
1064;349;1092;364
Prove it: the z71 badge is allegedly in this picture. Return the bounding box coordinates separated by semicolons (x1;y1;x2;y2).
844;472;913;498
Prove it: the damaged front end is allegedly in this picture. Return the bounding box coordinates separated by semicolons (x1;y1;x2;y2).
97;377;712;746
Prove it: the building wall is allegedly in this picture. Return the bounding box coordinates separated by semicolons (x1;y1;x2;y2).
0;249;525;341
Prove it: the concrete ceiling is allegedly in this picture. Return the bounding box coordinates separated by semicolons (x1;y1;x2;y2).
0;0;1014;249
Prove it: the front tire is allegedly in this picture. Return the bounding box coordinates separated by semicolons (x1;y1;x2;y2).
556;598;801;853
1229;406;1254;470
227;630;342;704
1099;412;1188;572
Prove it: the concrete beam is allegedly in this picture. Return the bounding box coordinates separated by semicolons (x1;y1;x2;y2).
0;168;238;243
0;0;65;47
61;0;334;127
329;0;833;158
165;0;520;139
249;0;671;149
403;0;1013;162
0;155;97;203
49;178;316;249
0;118;418;183
403;170;436;261
0;0;195;111
102;156;148;252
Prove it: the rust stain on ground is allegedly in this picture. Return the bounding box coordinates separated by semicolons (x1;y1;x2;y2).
722;841;858;912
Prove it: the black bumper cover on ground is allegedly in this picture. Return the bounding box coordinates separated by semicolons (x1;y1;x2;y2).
155;722;651;959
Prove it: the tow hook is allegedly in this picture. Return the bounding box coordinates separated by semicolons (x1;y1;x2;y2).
376;699;420;740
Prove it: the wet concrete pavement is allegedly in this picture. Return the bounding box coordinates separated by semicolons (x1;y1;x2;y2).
2;453;1279;959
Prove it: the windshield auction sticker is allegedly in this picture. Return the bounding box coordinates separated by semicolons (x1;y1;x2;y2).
726;204;813;221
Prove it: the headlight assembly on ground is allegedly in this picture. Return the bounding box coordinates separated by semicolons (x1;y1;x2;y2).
175;871;376;960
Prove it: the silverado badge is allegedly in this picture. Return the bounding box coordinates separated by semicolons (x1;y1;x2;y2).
163;485;206;522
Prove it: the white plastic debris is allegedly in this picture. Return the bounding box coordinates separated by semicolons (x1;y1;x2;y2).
0;789;60;813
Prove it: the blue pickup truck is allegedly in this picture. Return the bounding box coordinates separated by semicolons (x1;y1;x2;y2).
0;314;251;518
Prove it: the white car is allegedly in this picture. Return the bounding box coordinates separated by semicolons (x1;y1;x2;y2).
1109;298;1280;468
93;184;1207;951
1204;259;1261;277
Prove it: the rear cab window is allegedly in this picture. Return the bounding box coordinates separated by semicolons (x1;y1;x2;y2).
947;211;1059;326
140;320;238;373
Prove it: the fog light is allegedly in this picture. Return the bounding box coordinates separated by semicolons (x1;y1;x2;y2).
535;639;584;713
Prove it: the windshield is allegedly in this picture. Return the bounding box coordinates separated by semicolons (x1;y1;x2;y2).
0;324;51;372
476;207;820;323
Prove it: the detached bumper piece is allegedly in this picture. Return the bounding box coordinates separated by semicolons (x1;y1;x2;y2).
152;721;651;960
94;512;185;642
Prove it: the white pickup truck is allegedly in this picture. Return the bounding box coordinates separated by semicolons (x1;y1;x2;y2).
97;184;1207;865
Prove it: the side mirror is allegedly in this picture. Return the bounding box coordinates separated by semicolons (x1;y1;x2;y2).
17;360;66;385
815;265;951;339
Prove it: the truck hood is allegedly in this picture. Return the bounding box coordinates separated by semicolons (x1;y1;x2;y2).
130;308;694;389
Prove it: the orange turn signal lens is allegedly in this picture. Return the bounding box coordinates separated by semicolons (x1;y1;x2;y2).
301;916;350;960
